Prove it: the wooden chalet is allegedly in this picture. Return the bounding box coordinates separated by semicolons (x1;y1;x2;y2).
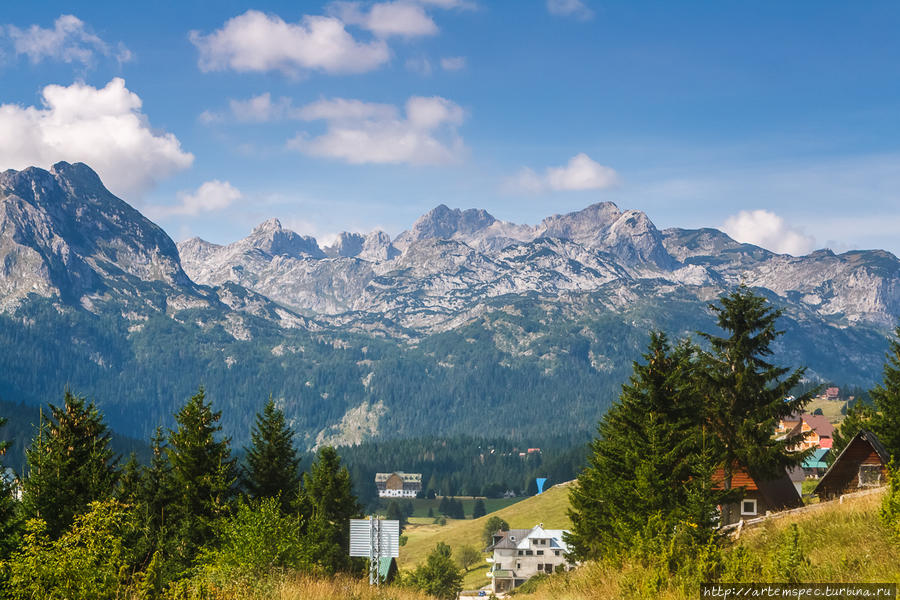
712;464;803;525
813;430;890;501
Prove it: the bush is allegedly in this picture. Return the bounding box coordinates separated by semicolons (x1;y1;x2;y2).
409;542;462;600
194;497;306;583
881;462;900;539
3;500;139;600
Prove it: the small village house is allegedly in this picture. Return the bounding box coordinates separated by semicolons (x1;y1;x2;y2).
374;472;422;498
814;430;890;501
486;524;570;594
712;464;803;525
775;412;834;451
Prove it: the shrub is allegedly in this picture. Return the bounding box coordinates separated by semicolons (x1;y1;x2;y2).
3;500;139;600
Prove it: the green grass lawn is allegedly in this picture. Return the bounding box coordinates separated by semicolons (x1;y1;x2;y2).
398;482;574;590
805;397;846;423
402;496;523;518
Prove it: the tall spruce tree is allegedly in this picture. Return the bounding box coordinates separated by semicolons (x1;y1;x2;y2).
567;332;706;560
141;426;175;546
831;399;877;457
244;397;301;512
167;388;236;564
869;326;900;459
698;286;813;523
0;412;18;559
296;446;362;573
22;391;119;538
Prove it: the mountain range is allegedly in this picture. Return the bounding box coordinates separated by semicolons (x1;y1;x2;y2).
1;162;896;448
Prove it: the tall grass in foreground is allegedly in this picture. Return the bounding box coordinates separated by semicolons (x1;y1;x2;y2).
167;572;432;600
518;491;900;600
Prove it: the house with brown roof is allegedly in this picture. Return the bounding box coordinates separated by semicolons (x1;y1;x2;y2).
712;464;803;526
813;430;890;501
374;472;422;498
776;412;835;451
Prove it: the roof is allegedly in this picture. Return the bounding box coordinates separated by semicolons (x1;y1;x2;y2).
801;414;835;439
814;429;890;495
486;525;570;553
712;463;803;509
374;472;422;483
486;529;531;551
802;448;830;469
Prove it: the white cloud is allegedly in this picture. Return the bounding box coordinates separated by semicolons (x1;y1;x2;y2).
546;0;594;20
228;93;296;122
5;14;132;66
159;180;242;217
440;56;466;71
723;210;816;256
506;153;618;193
0;78;193;196
405;56;433;75
332;1;438;38
189;10;389;77
288;95;466;165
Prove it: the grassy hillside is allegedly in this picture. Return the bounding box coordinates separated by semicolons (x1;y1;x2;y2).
399;482;573;589
519;489;900;600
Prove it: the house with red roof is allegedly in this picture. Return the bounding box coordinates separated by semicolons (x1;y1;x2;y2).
712;463;803;526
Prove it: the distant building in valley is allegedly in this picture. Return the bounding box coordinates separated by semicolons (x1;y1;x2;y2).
486;524;571;594
375;472;422;498
826;387;840;401
775;412;835;451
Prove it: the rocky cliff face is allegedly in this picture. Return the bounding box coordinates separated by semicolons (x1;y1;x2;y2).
0;163;306;328
0;162;190;310
178;201;900;336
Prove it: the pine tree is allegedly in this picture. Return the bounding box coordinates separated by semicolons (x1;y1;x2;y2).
567;332;705;560
698;286;814;524
167;388;236;564
117;453;143;505
0;412;19;559
296;446;362;573
22;390;119;538
831;399;877;457
870;326;900;459
243;397;301;512
472;498;486;519
140;427;175;549
411;542;463;600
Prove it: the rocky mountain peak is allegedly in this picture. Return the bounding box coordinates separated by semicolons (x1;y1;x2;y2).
393;204;498;250
0;162;190;308
245;219;324;259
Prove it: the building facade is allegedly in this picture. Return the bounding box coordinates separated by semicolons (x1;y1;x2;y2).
374;472;422;498
486;524;570;594
814;430;889;501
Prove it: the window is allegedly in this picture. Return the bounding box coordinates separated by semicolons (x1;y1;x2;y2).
525;550;533;556
537;564;543;571
554;550;560;556
741;498;757;516
536;550;544;556
859;465;882;487
516;562;520;569
517;550;523;556
509;536;516;542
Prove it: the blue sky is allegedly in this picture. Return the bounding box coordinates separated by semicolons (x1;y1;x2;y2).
1;1;899;255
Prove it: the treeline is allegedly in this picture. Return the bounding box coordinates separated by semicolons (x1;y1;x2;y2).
338;434;590;509
0;389;365;598
564;287;900;593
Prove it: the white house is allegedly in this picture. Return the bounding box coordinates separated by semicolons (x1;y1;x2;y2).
374;472;422;498
485;524;571;594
